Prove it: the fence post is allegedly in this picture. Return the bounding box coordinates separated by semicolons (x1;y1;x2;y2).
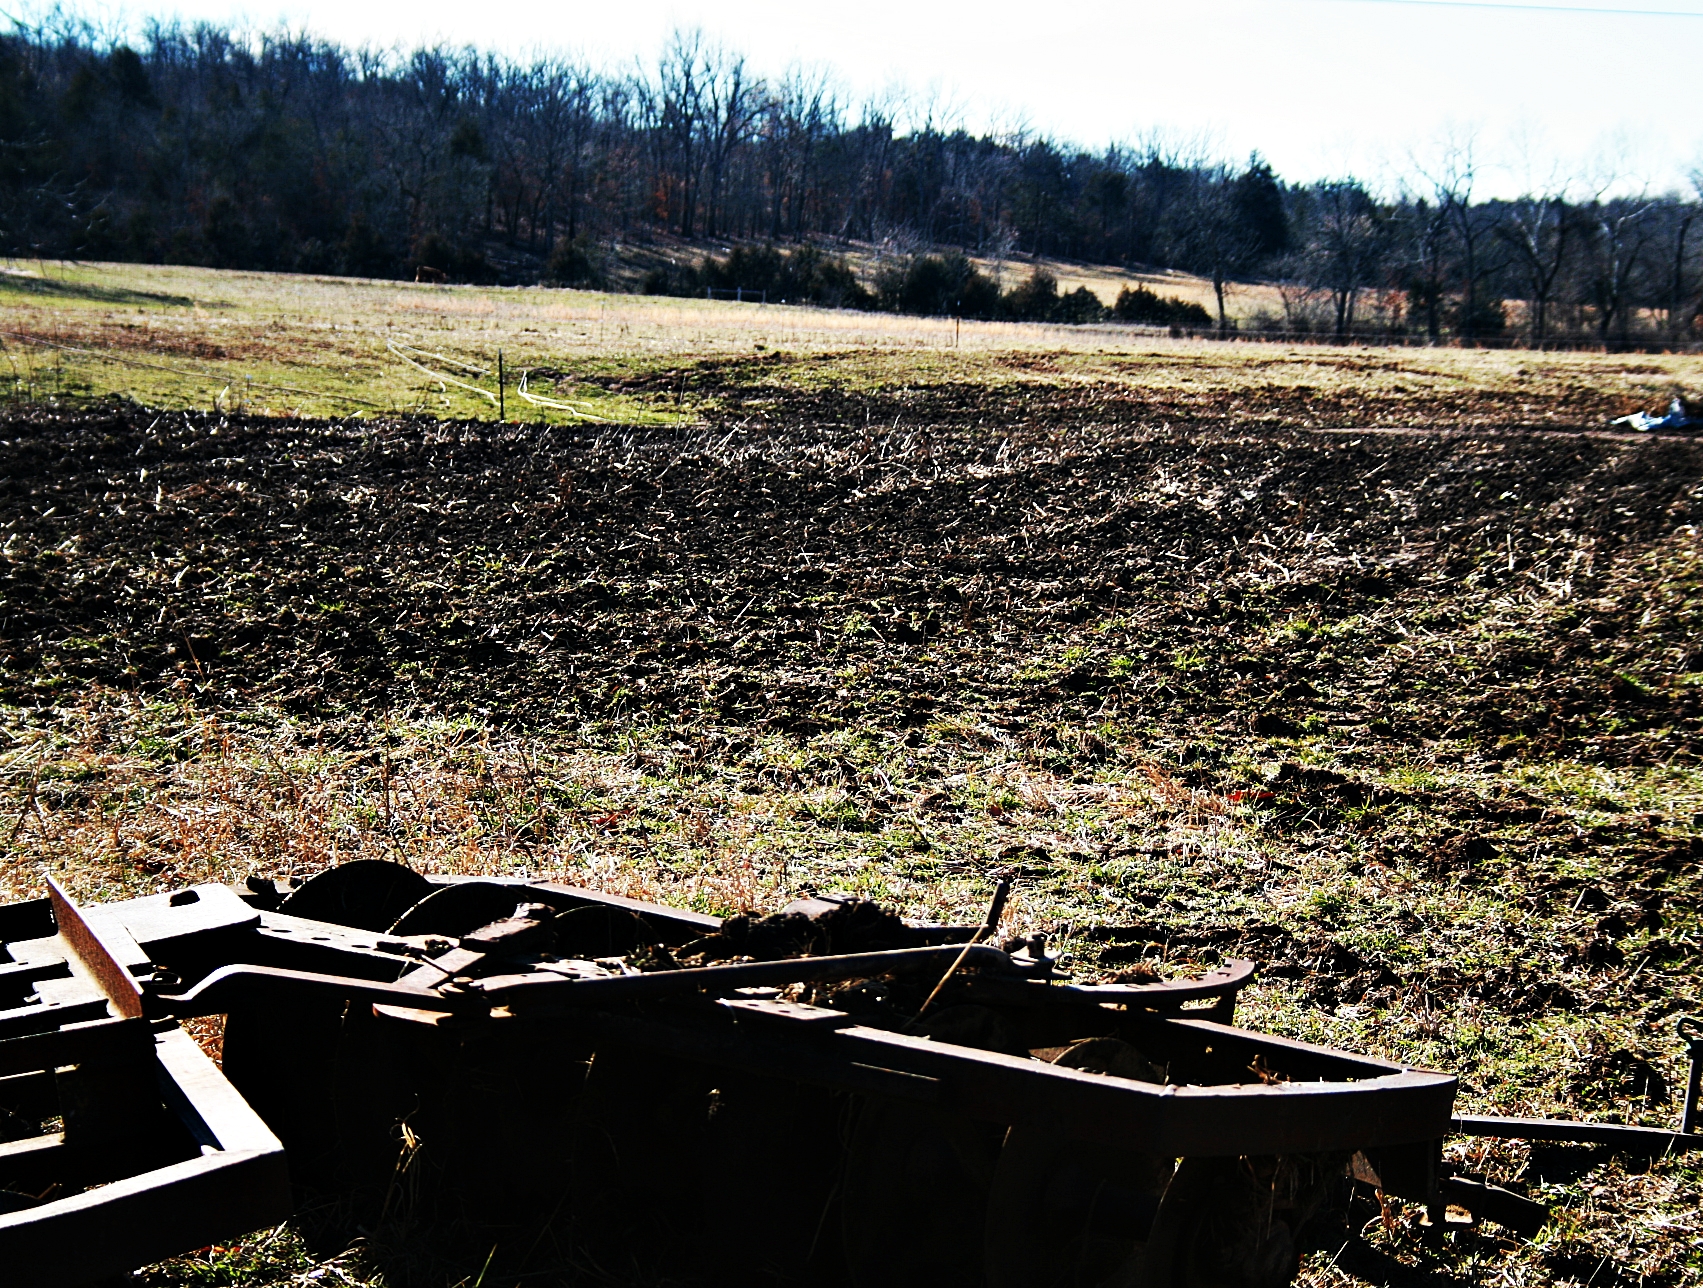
497;350;505;421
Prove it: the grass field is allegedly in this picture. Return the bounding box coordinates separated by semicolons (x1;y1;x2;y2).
4;260;1703;1286
2;257;1697;426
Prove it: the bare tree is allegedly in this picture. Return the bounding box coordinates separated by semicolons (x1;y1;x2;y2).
653;30;709;238
1173;165;1262;336
1306;181;1387;340
1414;137;1505;341
1581;196;1656;341
16;13;1703;338
1655;178;1703;339
1395;195;1450;343
1496;194;1573;345
699;47;756;239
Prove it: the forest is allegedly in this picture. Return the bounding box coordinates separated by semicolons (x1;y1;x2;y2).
1;16;1697;344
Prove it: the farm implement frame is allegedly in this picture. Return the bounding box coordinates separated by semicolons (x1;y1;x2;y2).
0;861;1696;1287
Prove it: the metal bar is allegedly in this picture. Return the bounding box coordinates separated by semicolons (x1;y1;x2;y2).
416;876;724;941
1136;1014;1415;1080
152;1025;288;1156
158;962;467;1017
0;1016;149;1080
0;1147;287;1288
981;878;1012;934
167;945;1020;1015
0;997;124;1039
470;944;1018;1007
830;1024;1456;1156
0;1132;67;1167
1453;1114;1703;1153
532;1003;1453;1155
1680;1017;1703;1135
0;959;81;988
527;881;724;937
45;878;145;1020
957;960;1255;1009
251;912;423;979
570;1009;943;1104
1437;1176;1548;1237
0;1027;290;1288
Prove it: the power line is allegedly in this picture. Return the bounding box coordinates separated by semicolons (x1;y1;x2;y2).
1310;0;1703;16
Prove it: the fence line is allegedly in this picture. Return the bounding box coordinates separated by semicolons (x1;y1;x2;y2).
1069;322;1703;354
0;330;629;423
704;287;767;304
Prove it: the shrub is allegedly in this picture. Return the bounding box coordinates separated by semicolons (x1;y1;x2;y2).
701;244;873;308
784;245;874;309
1054;285;1107;325
1112;284;1212;329
1002;268;1059;322
340;214;396;279
877;252;997;317
1170;298;1213;329
703;244;784;296
546;234;606;289
203;195;251;268
1453;294;1506;338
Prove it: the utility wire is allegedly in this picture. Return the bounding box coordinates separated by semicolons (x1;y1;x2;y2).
1309;0;1703;16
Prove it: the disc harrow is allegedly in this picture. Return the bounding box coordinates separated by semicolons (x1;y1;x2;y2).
0;861;1695;1286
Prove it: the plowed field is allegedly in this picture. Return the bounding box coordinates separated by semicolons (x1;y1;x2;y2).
3;359;1702;1286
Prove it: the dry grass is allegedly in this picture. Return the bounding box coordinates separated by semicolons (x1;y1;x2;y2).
4;258;1702;424
12;685;1702;1287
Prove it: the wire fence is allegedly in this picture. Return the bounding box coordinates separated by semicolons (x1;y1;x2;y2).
1088;322;1703;354
703;287;767;304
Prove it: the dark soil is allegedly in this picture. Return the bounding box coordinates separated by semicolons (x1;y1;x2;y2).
2;395;1700;766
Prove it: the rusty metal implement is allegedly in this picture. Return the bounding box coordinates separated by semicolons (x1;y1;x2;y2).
0;881;288;1288
0;863;1687;1287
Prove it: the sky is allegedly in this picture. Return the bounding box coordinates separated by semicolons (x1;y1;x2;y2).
44;0;1703;198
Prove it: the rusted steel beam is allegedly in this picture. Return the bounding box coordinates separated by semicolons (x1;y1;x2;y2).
469;943;1019;1007
1454;1114;1703;1153
45;877;145;1020
1136;1014;1410;1081
955;960;1255;1009
504;998;1456;1157
531;880;724;938
159;943;1022;1016
0;1016;147;1080
829;1024;1455;1156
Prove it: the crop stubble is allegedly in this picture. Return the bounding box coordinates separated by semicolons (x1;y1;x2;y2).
1;361;1702;1285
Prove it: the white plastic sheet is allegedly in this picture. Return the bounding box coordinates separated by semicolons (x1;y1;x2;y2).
1612;397;1701;432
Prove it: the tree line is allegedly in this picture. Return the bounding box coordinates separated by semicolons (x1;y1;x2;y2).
2;17;1697;344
